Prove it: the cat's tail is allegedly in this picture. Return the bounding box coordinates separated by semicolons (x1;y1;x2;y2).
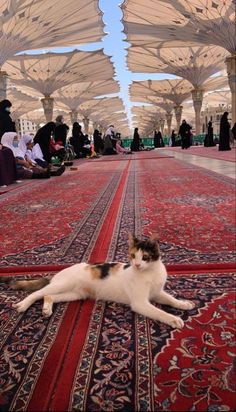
0;276;51;291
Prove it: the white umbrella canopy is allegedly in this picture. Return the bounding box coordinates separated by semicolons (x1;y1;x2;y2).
122;0;235;53
127;45;227;88
0;0;104;67
54;79;120;111
3;50;115;97
78;97;126;117
130;79;192;106
10;100;42;121
24;109;69;124
7;85;40;104
203;90;231;108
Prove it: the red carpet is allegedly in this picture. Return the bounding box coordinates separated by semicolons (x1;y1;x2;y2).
1;154;235;267
136;157;235;265
167;146;236;162
1;270;235;411
1;152;235;411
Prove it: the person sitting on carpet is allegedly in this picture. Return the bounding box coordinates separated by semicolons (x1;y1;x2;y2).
103;126;117;155
0;142;17;187
20;134;65;177
116;138;132;154
69;122;91;158
1;132;50;179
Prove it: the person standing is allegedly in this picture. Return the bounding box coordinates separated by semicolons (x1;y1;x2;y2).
204;121;215;147
93;129;104;154
179;120;192;149
54;115;69;147
131;127;142;151
219;112;231;151
154;130;164;148
0;99;16;141
170;130;176;147
34;122;56;163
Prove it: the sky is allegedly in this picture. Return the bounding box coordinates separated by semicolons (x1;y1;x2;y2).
23;0;177;129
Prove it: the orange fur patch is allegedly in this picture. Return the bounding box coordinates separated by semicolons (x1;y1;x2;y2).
110;263;122;274
90;267;102;279
83;287;96;299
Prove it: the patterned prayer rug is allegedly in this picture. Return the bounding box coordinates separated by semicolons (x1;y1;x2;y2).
134;157;236;265
0;160;129;266
1;270;235;411
1;155;235;268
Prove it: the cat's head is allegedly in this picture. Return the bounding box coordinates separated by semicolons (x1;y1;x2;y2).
128;233;161;271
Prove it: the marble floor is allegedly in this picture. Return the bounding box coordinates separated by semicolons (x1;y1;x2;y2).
159;148;236;179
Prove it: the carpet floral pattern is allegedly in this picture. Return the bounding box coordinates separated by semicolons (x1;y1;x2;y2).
0;161;126;266
137;158;236;264
0;271;235;411
1;155;235;267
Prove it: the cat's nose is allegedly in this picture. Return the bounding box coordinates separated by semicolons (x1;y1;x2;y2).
135;263;141;268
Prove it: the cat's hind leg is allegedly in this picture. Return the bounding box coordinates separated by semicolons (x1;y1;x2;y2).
155;290;195;310
13;282;68;313
42;292;81;317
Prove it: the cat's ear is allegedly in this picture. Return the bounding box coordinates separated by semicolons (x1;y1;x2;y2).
149;232;159;243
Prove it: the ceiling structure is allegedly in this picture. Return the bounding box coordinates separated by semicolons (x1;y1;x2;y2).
130;74;228;133
54;79;120;109
3;50;116;121
122;0;235;52
0;1;234;137
127;45;228;134
127;45;227;87
3;50;115;97
122;0;236;127
203;89;231;108
0;0;104;67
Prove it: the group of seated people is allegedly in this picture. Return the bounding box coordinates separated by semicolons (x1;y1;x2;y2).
0;107;69;187
0;97;140;188
0;116;132;188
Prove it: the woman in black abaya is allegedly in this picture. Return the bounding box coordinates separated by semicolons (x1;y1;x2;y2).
219;112;231;151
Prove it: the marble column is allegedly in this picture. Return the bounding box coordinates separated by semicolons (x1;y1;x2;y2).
165;112;173;136
191;89;204;136
174;105;183;132
0;71;8;101
226;53;236;125
69;110;78;125
41;97;54;122
83;116;89;134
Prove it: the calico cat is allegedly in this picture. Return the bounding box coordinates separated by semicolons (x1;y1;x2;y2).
11;234;194;328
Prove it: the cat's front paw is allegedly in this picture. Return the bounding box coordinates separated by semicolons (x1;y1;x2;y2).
42;304;53;318
177;300;195;310
167;315;184;329
12;301;28;313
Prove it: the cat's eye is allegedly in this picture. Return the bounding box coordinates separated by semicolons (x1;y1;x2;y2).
130;253;135;259
143;255;150;261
